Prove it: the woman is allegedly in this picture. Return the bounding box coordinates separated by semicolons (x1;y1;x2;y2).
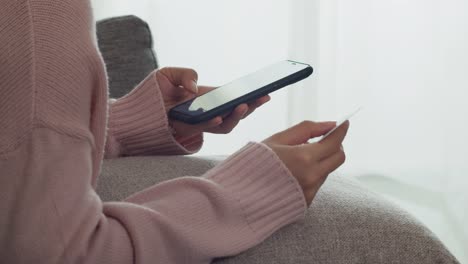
0;0;348;263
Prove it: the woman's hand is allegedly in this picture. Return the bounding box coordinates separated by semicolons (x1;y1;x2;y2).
156;67;270;138
263;121;349;206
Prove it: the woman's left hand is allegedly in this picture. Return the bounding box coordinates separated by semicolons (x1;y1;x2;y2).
156;67;270;138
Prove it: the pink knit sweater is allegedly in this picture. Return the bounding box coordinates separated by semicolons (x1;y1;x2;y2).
0;1;307;263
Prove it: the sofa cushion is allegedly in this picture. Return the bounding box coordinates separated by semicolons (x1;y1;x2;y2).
96;15;159;98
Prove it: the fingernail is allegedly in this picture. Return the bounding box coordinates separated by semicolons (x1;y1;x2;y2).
241;107;249;117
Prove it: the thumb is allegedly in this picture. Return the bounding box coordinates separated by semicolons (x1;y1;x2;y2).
159;67;198;94
266;121;336;146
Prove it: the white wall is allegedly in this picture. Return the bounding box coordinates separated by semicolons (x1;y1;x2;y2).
290;0;468;261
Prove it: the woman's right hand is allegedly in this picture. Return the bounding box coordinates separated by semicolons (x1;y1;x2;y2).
263;121;349;206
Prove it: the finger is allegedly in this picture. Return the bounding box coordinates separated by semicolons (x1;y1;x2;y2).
253;95;271;107
315;121;350;159
197;85;216;95
159;67;199;94
243;95;271;119
171;117;223;137
209;104;248;134
270;121;336;145
318;146;346;174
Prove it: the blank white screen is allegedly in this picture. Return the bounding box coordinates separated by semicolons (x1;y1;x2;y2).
188;61;309;112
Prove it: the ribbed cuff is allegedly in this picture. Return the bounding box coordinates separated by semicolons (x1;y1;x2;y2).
106;71;203;157
203;142;307;242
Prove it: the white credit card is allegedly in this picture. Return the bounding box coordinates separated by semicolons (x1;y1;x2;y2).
319;107;362;141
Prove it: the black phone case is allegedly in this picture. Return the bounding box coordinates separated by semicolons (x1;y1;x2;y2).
169;62;313;124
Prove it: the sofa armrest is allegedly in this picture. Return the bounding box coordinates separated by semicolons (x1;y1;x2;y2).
97;155;221;202
215;175;459;264
97;156;459;263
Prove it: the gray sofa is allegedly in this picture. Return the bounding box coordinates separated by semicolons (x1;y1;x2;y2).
95;16;460;264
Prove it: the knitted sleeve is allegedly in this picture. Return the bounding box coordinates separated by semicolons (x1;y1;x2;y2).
104;71;204;159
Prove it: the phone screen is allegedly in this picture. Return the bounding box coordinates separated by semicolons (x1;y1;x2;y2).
186;61;310;112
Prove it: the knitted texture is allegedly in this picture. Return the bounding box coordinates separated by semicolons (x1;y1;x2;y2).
105;71;203;158
0;1;307;263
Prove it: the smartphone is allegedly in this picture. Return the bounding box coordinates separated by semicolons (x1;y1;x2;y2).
169;60;313;124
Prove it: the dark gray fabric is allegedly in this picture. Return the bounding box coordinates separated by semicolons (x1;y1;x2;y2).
97;158;459;264
96;15;158;99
